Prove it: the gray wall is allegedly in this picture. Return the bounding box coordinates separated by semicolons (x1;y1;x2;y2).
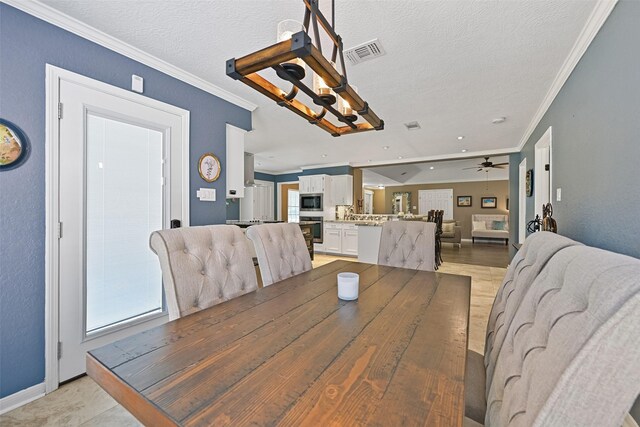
0;4;250;398
509;0;640;259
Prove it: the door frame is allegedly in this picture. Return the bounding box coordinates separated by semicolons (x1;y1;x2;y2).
44;64;190;393
519;158;527;244
534;126;553;219
276;180;298;221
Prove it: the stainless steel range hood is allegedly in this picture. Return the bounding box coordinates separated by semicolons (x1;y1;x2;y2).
244;152;255;187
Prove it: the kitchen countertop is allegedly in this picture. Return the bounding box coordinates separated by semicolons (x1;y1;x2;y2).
226;220;320;228
325;220;385;226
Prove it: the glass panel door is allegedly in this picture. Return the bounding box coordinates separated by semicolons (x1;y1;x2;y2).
85;114;164;334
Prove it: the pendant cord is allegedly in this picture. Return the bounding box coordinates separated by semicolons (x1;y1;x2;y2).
332;0;335;30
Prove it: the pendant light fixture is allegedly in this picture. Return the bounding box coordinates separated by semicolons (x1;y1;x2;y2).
226;0;384;137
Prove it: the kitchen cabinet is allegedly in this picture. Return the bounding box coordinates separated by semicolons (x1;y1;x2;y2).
323;223;342;253
330;175;353;205
323;222;358;256
240;182;274;221
226;124;245;198
299;175;327;194
342;224;358;255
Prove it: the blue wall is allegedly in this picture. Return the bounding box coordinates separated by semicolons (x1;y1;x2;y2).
509;0;640;259
0;4;251;398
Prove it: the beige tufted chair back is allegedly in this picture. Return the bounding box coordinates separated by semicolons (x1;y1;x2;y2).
246;223;312;287
486;245;640;426
484;231;581;393
377;221;436;271
149;225;258;320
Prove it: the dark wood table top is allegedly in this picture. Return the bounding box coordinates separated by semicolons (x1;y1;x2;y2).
87;260;471;427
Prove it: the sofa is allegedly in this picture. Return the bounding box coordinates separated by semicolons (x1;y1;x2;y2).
471;214;509;245
464;231;640;426
440;219;462;247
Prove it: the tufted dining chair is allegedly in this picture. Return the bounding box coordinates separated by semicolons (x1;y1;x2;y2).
466;232;581;424
466;243;640;426
246;223;312;287
377;221;436;271
149;225;258;320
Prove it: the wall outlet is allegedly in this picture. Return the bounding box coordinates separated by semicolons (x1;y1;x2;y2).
556;187;562;202
197;188;216;202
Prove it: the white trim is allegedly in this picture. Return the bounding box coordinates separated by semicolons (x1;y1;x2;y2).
518;158;527;245
4;0;257;112
276;180;298;221
363;176;509;188
622;413;639;427
0;383;45;415
351;148;517;168
516;0;617;150
44;64;190;393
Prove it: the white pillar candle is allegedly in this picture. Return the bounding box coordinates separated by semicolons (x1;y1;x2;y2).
337;272;359;301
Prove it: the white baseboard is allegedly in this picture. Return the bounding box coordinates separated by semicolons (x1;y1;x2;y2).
461;238;473;243
0;383;46;415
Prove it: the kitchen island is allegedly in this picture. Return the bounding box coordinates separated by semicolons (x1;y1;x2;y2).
226;220;318;260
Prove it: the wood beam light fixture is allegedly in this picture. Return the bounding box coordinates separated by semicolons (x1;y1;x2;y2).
226;0;384;137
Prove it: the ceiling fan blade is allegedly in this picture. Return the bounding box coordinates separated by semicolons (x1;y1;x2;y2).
492;165;507;169
477;168;483;172
462;167;480;170
492;162;509;166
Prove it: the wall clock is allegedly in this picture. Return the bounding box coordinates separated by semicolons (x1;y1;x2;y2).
198;153;221;183
0;119;28;170
526;169;534;197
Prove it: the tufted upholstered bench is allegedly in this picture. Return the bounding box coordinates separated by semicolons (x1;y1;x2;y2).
377;221;436;271
246;223;312;287
464;232;640;426
149;225;258;320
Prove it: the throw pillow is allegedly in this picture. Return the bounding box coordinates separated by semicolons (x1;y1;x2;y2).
442;222;455;233
472;221;486;230
492;220;506;230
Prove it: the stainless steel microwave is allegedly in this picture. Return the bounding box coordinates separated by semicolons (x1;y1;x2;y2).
300;193;323;211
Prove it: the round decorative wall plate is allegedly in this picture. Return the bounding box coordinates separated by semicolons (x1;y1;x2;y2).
198;153;221;182
0;119;27;169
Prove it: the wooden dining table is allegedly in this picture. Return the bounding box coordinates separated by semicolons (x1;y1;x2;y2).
87;260;471;426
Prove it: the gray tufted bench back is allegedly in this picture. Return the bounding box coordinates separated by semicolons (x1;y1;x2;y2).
486;245;640;426
377;221;436;271
484;231;581;393
150;225;258;320
246;223;312;287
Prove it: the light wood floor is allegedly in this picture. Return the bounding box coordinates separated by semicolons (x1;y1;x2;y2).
0;255;505;426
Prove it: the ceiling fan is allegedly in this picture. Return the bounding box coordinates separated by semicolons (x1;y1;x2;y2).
463;157;509;171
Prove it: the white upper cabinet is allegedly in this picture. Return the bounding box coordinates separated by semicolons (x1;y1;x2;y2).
226;124;246;198
330;175;353;205
299;174;327;194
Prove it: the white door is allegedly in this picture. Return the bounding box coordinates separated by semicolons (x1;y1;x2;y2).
56;74;188;382
364;190;373;214
534;127;552;219
418;189;453;219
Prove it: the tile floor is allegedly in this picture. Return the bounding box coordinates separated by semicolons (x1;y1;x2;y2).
0;255;505;426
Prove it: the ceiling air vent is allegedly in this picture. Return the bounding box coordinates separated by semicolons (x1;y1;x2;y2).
404;121;421;131
344;38;386;66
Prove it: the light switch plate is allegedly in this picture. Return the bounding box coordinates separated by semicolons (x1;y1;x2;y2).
197;188;216;202
556;188;562;202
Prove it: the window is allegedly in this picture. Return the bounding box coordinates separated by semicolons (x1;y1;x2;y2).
288;189;300;222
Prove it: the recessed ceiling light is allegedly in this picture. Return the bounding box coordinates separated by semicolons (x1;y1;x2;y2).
461;149;468;153
429;166;435;170
492;117;506;124
321;154;327;158
398;156;403;159
383;146;390;150
404;121;421;130
457;136;464;140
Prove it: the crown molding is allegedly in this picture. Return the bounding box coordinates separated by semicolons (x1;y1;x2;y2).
363;176;509;188
351;147;516;169
516;0;618;150
3;0;258;111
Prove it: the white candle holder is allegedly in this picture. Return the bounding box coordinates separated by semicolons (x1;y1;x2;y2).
337;272;359;301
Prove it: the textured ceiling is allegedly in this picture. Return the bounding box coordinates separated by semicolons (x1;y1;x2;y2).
40;0;597;173
363;156;509;187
